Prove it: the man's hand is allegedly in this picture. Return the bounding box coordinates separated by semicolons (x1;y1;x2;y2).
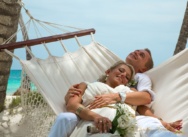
160;119;182;132
64;84;82;104
89;93;119;109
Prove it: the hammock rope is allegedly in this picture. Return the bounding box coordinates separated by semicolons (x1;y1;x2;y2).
75;36;82;47
25;46;35;58
4;49;21;61
59;40;68;52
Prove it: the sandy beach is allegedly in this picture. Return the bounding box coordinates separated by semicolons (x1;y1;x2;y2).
0;95;56;137
0;96;23;136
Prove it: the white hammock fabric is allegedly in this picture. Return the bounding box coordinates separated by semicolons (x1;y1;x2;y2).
20;41;121;114
5;40;188;136
146;48;188;136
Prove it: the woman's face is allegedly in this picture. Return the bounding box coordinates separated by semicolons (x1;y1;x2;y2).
106;64;132;88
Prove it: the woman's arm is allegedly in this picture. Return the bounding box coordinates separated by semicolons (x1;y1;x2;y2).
66;82;93;120
66;82;112;132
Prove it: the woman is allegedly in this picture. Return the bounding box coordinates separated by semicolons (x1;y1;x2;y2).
66;61;137;137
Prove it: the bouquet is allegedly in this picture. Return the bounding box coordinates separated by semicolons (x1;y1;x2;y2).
110;104;137;137
127;79;137;87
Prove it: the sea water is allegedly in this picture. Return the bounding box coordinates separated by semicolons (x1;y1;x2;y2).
7;70;22;95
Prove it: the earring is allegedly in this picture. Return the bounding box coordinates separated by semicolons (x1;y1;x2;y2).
105;75;109;81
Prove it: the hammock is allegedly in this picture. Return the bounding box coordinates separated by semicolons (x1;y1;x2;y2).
11;40;121;115
0;4;187;136
2;36;188;137
2;31;122;136
1;4;125;136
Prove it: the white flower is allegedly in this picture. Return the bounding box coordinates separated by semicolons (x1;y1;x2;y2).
111;104;137;137
117;115;129;129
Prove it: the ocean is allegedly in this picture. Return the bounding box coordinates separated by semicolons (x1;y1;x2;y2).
7;70;22;95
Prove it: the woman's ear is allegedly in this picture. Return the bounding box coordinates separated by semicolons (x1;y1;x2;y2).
105;69;110;75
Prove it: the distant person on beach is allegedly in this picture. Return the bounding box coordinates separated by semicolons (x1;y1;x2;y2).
48;49;183;137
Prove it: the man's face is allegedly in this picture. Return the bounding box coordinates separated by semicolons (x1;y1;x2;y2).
125;49;151;73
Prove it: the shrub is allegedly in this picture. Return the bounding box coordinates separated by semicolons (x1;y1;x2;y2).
9;96;21;109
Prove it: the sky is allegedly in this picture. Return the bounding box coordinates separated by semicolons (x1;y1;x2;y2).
11;0;188;70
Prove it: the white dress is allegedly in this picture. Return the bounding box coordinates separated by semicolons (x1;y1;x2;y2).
70;82;138;137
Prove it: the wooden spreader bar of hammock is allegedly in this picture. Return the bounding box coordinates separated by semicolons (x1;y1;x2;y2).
0;28;95;51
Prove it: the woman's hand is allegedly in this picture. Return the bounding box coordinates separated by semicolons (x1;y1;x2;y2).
89;93;119;109
160;119;182;132
93;116;112;133
64;84;82;103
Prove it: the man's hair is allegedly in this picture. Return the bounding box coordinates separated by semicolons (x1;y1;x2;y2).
144;48;154;70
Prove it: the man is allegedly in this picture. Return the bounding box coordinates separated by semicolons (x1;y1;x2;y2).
48;49;182;137
88;49;154;107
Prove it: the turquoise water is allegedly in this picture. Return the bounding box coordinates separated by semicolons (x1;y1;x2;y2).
7;70;22;95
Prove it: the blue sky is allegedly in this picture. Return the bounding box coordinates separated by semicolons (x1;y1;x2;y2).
12;0;188;69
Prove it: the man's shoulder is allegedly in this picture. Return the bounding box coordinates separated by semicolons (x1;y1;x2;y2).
135;73;150;79
134;73;151;85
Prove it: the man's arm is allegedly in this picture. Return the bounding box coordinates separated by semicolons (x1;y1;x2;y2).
137;105;183;132
88;89;151;109
123;73;153;105
137;105;160;119
89;73;153;109
124;91;151;105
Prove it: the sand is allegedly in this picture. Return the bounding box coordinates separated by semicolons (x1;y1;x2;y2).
0;95;56;137
0;96;23;137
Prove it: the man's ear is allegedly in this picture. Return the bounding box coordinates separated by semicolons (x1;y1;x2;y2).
139;67;147;73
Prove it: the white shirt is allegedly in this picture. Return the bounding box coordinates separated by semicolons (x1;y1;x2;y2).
135;73;155;101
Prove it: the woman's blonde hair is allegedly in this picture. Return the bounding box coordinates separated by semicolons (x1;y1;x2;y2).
97;61;135;85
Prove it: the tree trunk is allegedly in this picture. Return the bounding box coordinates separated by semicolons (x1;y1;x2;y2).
174;1;188;55
0;0;21;112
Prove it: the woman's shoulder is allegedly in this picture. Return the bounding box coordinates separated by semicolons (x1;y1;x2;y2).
115;85;131;93
87;81;107;86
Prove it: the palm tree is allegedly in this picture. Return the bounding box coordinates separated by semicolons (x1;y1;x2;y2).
0;0;21;112
174;1;188;55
